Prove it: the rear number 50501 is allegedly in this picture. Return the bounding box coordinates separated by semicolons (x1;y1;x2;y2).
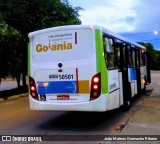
59;74;74;80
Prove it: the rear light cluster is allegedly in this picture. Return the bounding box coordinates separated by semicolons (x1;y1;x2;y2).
90;73;101;101
29;76;39;101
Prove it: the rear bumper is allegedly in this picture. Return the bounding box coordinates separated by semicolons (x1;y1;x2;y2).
29;94;108;112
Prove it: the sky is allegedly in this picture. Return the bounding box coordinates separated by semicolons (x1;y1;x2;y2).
68;0;160;50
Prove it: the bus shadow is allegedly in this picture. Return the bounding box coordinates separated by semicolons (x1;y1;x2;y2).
38;109;120;131
38;90;153;132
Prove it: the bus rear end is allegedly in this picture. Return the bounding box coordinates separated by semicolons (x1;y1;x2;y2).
28;25;106;111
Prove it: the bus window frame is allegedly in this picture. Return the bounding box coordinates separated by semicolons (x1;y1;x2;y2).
128;45;134;68
115;39;123;70
131;48;136;69
140;49;146;66
102;33;117;70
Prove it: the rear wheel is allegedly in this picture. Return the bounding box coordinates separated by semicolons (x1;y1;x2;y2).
122;101;131;111
121;82;132;111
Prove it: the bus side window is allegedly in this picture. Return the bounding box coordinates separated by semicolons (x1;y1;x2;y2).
128;46;134;68
103;37;108;67
136;49;140;67
132;49;136;68
115;41;121;68
103;36;115;69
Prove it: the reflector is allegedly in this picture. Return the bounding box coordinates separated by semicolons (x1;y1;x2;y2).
32;92;36;97
93;92;98;96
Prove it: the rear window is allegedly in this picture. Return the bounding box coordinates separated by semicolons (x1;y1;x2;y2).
32;29;93;62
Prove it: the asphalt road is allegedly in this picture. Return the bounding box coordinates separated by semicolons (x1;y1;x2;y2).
0;71;159;144
0;96;141;144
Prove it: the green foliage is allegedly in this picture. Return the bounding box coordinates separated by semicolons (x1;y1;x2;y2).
0;0;82;85
1;0;81;34
138;42;160;70
0;20;21;83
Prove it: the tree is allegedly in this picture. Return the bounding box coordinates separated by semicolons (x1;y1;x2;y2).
138;42;160;70
0;19;21;84
0;0;82;87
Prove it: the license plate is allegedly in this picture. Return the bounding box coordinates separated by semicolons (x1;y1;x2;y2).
57;95;69;100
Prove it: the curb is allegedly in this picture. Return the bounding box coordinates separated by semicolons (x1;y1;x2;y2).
0;93;28;103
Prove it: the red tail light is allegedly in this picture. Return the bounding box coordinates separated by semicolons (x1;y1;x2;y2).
29;76;39;101
90;73;101;101
93;77;99;83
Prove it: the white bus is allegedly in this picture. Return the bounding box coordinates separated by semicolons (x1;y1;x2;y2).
28;25;151;112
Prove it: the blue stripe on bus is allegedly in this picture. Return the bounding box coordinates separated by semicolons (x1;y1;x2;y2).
37;81;77;94
129;68;137;81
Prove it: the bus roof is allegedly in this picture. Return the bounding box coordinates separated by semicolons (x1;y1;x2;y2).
101;26;145;49
28;25;145;50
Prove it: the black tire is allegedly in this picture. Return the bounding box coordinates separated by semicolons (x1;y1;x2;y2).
121;82;132;111
122;101;131;111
